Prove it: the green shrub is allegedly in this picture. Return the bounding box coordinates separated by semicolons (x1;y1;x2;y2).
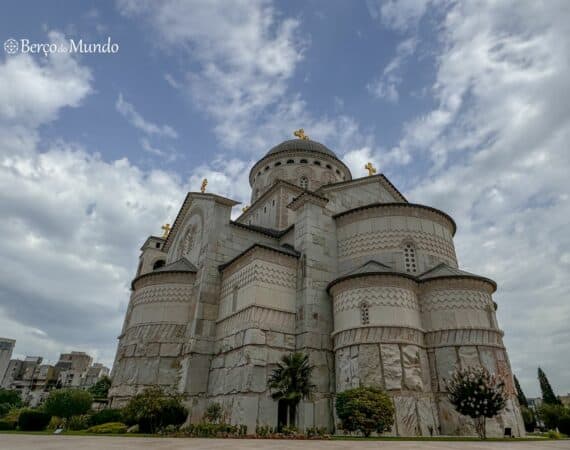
180;422;244;437
88;376;111;399
305;426;327;437
282;425;298;435
520;406;536;432
47;416;64;430
0;388;22;417
559;413;570;435
547;429;562;440
0;419;16;430
89;408;123;426
67;414;91;430
87;422;127;434
122;387;187;433
18;409;51;431
336;386;395;437
43;389;93;419
204;402;223;423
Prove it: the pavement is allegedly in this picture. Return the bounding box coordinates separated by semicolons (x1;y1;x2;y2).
0;435;570;450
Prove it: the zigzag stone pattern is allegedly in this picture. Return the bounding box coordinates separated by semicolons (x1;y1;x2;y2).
131;284;194;306
122;323;187;344
333;326;425;350
220;261;296;298
334;286;419;313
338;230;457;266
421;289;493;312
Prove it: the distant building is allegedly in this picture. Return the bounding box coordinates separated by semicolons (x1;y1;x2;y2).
560;394;570;407
1;350;109;406
0;338;15;384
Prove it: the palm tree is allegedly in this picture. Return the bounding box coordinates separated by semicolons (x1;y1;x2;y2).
268;352;315;429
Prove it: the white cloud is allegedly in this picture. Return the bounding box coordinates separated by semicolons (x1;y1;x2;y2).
367;0;432;31
382;0;570;396
367;37;417;103
118;0;304;150
115;93;178;138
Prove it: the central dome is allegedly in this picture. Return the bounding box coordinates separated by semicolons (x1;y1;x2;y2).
265;139;338;159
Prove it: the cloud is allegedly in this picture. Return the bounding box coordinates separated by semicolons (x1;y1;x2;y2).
367;37;417;102
382;0;570;396
115;93;178;138
367;0;433;32
0;31;187;366
117;0;304;151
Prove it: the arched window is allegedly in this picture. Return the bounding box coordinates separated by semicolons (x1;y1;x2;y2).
300;159;308;164
403;242;417;273
313;160;321;166
360;302;370;325
153;260;165;270
275;161;282;166
287;159;294;164
326;164;332;169
300;176;309;190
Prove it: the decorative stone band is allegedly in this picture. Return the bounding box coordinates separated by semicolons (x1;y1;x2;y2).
338;229;457;265
132;270;196;290
215;304;296;339
131;283;194;307
421;288;494;312
332;326;425;350
424;327;505;349
220;260;296;299
121;322;187;344
333;202;457;236
333;286;419;313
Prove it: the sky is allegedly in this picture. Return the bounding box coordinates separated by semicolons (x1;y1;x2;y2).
0;0;568;398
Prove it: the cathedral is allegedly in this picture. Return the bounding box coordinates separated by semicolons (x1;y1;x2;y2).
109;132;524;436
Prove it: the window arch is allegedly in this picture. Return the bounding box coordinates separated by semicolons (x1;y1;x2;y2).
403;242;417;273
153;260;165;270
299;176;309;190
286;159;294;164
313;160;321;166
359;302;370;325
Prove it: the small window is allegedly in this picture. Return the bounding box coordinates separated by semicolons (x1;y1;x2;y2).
153;260;165;270
264;206;267;213
155;242;161;249
264;166;269;171
257;171;261;176
275;161;282;166
300;159;308;164
335;169;341;175
313;161;321;166
360;302;370;325
287;159;294;164
403;243;417;273
300;176;309;190
326;164;332;169
272;199;275;206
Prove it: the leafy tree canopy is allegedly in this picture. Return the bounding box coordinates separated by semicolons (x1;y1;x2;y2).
335;386;395;437
88;376;111;399
43;389;93;419
446;367;506;439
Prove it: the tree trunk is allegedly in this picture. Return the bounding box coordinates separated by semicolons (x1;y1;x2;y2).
288;402;296;428
475;416;486;439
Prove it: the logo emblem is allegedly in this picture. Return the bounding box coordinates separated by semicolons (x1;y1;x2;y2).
3;39;18;54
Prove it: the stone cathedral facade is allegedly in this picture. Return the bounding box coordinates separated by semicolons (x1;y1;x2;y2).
109;135;524;437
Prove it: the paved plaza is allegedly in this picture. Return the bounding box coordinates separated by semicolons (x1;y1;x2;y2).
0;435;569;450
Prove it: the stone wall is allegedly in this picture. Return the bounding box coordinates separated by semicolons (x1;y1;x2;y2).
336;205;457;275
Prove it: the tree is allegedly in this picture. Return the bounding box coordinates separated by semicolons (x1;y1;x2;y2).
513;375;528;407
538;367;561;405
122;386;187;433
0;388;22;417
268;352;315;428
520;406;536;433
88;376;111;399
203;402;223;424
335;387;395;437
446;367;506;439
43;389;93;419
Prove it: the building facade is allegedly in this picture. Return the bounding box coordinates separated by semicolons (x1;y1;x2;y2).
109;136;524;436
0;338;15;385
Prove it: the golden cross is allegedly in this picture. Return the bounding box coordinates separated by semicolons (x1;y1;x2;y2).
161;223;171;238
293;128;309;140
242;205;249;213
364;162;377;176
200;178;208;193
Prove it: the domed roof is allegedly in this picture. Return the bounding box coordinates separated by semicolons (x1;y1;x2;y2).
265;139;338;159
